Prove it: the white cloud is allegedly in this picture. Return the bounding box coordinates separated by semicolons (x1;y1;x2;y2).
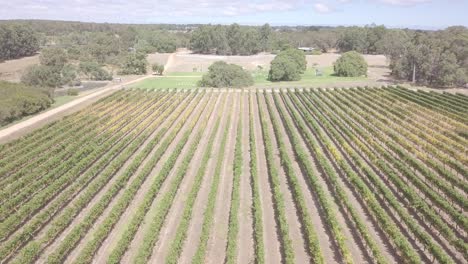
313;3;334;13
377;0;431;5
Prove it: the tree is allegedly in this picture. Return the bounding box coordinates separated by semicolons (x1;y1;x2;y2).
365;24;387;54
313;30;339;52
259;23;272;52
79;61;113;80
198;61;254;87
389;27;468;87
227;24;243;55
334;51;368;77
190;25;213;54
119;52;148;75
268;55;301;81
21;65;62;88
268;48;307;81
0;24;40;61
278;48;307;73
337;27;367;53
39;47;68;69
61;64;78;85
376;29;411;60
152;63;164;75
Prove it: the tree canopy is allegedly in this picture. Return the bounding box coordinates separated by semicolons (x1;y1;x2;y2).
190;23;267;55
119;52;148;75
198;61;254;87
333;51;368;77
0;23;40;61
268;48;307;81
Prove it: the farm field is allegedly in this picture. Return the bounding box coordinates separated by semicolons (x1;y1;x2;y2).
0;86;467;264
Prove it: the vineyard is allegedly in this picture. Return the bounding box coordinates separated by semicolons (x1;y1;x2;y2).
0;86;467;264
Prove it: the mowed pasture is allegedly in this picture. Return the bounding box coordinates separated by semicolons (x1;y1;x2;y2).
0;87;467;264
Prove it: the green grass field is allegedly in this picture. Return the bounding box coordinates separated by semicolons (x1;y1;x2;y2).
131;66;366;89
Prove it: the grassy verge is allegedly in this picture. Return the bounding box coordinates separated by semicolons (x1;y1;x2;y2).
131;67;367;90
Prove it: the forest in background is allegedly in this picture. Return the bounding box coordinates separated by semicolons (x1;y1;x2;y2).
0;20;467;88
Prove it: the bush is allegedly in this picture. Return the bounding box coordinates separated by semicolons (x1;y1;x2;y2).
268;48;307;81
0;81;52;126
334;51;368;77
305;50;323;55
67;88;79;96
198;61;254;88
119;52;148;75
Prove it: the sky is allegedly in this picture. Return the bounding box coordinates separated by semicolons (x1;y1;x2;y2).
0;0;467;29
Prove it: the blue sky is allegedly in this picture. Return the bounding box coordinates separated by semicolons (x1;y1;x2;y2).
0;0;467;29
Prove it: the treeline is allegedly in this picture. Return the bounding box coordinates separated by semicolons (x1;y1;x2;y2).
0;23;40;61
2;20;467;87
388;27;468;87
190;23;272;55
0;81;52;126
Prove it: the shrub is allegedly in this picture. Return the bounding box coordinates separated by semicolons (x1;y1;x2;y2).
268;48;306;81
334;51;368;77
198;61;254;88
67;88;79;96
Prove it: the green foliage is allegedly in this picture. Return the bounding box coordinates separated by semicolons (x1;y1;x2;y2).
248;94;265;264
79;61;113;80
0;81;52;126
21;65;62;88
39;47;68;68
190;23;265;55
389;27;468;87
198;61;254;87
61;64;78;85
135;30;177;53
119;52;148;75
268;48;306;81
66;88;79;96
334;51;368;77
151;63;164;75
0;23;39;61
337;25;386;54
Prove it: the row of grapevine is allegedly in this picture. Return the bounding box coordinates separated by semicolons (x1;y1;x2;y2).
279;91;388;264
191;94;233;264
302;90;457;263
248;93;265;264
256;92;295;264
39;92;197;264
0;89;129;161
311;89;466;260
2;92;188;263
288;90;422;262
131;93;221;264
224;94;243;264
164;101;224;264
